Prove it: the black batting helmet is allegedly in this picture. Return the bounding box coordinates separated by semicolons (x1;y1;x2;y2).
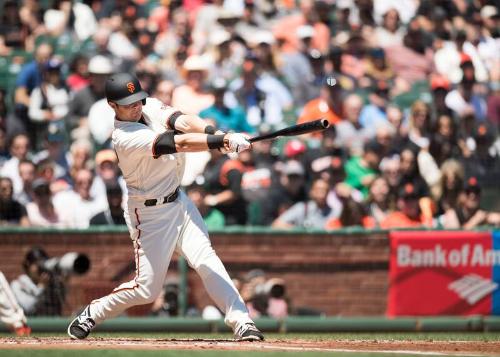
105;73;148;105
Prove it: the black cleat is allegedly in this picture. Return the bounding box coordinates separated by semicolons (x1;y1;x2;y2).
235;323;265;341
67;305;96;340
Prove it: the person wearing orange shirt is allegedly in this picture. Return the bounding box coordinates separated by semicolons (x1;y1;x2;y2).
380;183;428;229
297;80;342;128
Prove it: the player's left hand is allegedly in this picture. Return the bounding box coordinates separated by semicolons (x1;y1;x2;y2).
224;133;251;153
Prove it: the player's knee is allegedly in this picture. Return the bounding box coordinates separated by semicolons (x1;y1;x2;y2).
137;283;162;304
188;246;217;271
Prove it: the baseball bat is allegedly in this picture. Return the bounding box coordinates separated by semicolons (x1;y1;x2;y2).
249;119;329;143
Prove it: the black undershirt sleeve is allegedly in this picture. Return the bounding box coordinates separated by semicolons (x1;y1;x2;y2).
167;111;183;131
153;131;177;158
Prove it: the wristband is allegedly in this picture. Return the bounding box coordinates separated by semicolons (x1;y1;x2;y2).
207;134;225;149
204;125;216;134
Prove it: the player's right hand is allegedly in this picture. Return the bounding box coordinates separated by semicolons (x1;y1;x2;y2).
224;133;251;153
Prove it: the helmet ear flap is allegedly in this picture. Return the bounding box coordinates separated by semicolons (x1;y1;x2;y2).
142;99;146;105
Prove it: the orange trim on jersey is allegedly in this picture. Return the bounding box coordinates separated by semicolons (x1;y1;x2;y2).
220;159;246;186
91;208;142;305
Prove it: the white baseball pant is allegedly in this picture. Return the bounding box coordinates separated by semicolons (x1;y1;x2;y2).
0;272;27;330
89;191;253;331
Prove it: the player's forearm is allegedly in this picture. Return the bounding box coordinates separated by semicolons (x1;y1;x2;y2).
173;133;227;152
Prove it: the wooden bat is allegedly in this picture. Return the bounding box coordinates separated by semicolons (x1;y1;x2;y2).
249;119;329;143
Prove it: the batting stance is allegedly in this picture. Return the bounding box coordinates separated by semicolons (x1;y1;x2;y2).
67;73;264;341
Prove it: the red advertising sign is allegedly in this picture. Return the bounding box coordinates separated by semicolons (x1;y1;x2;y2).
388;231;496;316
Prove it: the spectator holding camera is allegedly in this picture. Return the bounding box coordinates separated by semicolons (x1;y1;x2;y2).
28;59;69;151
10;247;65;316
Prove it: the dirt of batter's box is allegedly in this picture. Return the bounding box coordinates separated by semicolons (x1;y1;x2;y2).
0;337;499;355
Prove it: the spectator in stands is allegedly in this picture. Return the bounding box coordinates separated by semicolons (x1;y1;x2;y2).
172;55;214;115
325;185;375;230
90;183;125;226
259;160;306;226
67;55;113;139
14;159;36;206
384;19;434;85
380;183;428;229
230;51;293;128
186;182;225;230
87;97;115;150
429;114;460;167
91;149;125;204
380;154;401;208
247;31;279;76
372;8;404;48
199;78;255;133
152;79;175;106
53;168;107;228
439;177;500;229
298;79;342;128
433;159;465;215
359;79;390;129
365;47;395;83
67;139;92;182
405;100;431;150
445;54;488;121
25;178;70;228
10;247;65;316
273;0;330;54
344;141;383;198
32;127;70;183
13;43;53;133
365;176;392;226
202;149;247;225
207;29;243;83
429;74;452;118
461;122;500;185
66;54;90;93
0;133;31;197
279;25;318;108
28;58;69;150
0;177;29;226
335;93;371;156
0;1;25;52
272;177;333;229
251;125;280;170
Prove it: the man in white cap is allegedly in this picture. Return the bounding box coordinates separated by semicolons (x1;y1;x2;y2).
67;55;114;137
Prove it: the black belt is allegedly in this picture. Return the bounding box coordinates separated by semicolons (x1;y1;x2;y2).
144;187;179;207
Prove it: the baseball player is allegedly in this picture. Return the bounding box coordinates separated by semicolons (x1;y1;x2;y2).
67;73;264;341
0;271;30;336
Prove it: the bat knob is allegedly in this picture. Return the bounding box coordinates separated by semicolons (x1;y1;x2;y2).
320;119;330;129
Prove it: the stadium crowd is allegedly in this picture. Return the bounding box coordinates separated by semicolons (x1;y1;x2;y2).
0;0;499;231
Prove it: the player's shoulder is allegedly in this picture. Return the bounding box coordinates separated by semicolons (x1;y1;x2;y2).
143;97;172;113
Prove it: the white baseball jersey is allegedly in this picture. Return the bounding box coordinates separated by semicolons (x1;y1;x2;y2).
112;98;186;203
85;96;254;336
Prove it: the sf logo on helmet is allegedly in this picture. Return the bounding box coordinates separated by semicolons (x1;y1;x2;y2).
127;82;135;93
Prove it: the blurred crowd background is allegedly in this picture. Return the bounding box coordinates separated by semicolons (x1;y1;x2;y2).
0;0;499;231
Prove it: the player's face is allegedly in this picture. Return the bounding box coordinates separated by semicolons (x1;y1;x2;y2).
110;100;143;121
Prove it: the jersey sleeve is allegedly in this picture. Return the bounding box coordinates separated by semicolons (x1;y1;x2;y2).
142;97;181;130
112;123;158;158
